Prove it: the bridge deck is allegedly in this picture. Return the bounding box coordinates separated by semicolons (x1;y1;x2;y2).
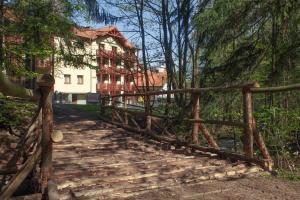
52;105;300;200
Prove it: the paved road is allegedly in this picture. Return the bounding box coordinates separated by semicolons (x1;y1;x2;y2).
53;105;300;200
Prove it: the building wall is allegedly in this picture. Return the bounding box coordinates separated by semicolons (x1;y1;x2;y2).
54;66;97;93
53;35;129;104
53;37;98;104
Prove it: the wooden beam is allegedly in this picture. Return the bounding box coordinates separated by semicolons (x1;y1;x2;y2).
188;119;244;128
38;74;55;193
0;72;35;99
250;83;300;93
103;82;259;98
124;97;128;125
252;118;273;170
198;123;219;149
102;117;270;170
191;94;200;144
146;115;152;130
0;147;41;200
242;86;254;158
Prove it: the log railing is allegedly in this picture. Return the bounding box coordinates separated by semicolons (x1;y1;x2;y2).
100;82;300;171
0;74;61;200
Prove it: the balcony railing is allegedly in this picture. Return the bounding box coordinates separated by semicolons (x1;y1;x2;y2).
96;49;137;62
97;83;136;93
97;65;134;74
124;83;136;92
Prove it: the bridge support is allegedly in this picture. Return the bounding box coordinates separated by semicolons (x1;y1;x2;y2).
38;74;55;195
242;85;254;158
124;96;128;125
192;94;200;144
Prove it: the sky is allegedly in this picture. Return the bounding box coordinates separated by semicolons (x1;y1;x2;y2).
74;2;164;69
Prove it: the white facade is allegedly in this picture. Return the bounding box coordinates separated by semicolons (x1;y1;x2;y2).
53;34;130;104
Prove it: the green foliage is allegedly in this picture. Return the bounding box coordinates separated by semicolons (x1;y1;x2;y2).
277;170;300;182
192;0;300;174
0;0;107;82
194;0;300;86
0;97;37;128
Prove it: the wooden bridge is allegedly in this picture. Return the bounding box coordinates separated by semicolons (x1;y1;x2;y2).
52;110;262;199
1;74;300;200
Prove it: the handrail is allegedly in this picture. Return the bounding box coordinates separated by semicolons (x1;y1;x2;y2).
103;82;300;99
250;83;300;93
0;74;56;200
99;81;299;170
107;82;257;98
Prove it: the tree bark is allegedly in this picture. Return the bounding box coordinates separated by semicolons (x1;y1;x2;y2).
242;87;254;157
191;94;200;144
38;74;55;194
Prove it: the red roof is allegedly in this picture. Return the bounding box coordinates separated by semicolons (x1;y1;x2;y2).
73;26;135;49
136;69;167;88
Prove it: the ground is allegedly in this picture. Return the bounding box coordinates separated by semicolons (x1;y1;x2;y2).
52;104;300;200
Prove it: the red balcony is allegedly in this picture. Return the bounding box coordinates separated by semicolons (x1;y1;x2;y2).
124;83;136;92
97;65;131;75
97;83;111;92
97;82;137;93
96;49;137;62
97;83;124;92
96;49;117;58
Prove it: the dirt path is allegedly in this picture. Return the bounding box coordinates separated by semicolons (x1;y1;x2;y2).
53;104;300;200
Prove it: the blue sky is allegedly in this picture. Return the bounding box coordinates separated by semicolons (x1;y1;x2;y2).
74;2;164;68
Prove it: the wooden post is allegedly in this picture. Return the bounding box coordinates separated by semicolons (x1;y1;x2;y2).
242;86;254;158
252;118;273;169
37;74;55;194
124;96;128;125
146;115;152;130
111;96;115;123
145;94;152;130
100;95;106;115
198;123;219;149
191;94;200;144
47;180;60;200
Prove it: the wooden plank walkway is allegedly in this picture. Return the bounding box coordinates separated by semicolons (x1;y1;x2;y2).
53;106;263;200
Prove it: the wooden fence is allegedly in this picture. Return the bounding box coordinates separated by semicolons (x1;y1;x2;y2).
101;82;300;171
0;74;61;200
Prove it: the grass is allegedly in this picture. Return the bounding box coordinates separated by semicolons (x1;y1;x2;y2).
69;104;101;115
276;169;300;182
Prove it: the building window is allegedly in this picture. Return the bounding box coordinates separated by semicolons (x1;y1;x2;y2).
76;55;84;64
99;43;105;50
112;46;117;53
64;74;71;84
116;75;121;84
103;58;109;66
102;74;109;83
77;75;83;84
116;59;122;66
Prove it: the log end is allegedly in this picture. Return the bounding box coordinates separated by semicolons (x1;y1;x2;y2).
51;131;63;143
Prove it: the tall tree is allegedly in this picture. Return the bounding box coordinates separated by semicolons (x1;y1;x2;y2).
0;0;118;96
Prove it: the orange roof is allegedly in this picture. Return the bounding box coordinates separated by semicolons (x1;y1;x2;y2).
136;69;167;88
73;26;135;49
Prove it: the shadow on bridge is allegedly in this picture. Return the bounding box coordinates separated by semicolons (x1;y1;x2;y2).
52;104;262;199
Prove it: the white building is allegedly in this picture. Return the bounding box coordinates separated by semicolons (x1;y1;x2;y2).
53;26;137;104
